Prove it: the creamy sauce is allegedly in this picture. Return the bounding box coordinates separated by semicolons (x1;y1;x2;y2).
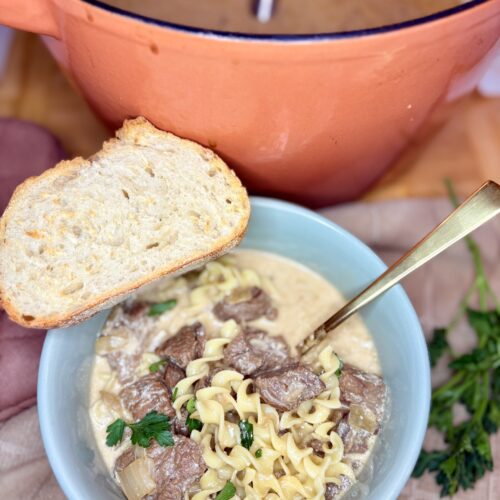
89;249;382;495
232;251;381;375
90;357;128;471
104;0;468;34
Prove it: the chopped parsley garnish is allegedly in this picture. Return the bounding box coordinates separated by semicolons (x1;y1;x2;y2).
239;420;253;450
149;359;168;373
106;411;174;448
215;481;236;500
255;448;263;458
171;387;178;402
105;418;125;447
148;299;177;317
186;414;203;433
335;356;344;377
186;397;197;414
183;397;202;434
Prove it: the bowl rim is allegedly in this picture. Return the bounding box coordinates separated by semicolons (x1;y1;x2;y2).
81;0;488;42
38;195;431;500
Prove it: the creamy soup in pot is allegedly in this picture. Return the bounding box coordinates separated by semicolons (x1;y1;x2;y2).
89;250;385;499
104;0;470;34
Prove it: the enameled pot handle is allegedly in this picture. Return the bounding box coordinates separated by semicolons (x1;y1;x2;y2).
0;0;59;38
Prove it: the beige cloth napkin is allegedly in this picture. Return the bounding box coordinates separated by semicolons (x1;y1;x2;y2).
1;197;500;499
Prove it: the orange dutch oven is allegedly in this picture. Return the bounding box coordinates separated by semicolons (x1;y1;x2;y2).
1;0;499;206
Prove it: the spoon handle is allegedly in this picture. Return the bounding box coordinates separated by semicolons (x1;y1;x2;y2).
299;180;500;356
253;0;275;23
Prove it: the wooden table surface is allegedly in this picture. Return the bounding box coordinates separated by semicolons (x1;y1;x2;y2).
1;31;499;202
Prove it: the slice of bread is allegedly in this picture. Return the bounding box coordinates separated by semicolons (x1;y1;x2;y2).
0;117;250;329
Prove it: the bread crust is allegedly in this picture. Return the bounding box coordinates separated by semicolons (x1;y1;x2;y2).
0;117;250;329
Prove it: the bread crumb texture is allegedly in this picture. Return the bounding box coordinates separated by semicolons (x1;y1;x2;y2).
0;117;250;328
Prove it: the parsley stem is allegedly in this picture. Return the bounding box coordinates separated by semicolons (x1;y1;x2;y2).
446;282;476;334
444;178;460;209
445;178;493;312
485;282;500;314
431;371;465;400
472;372;490;424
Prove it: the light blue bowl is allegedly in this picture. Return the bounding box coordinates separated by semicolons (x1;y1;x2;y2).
38;197;430;500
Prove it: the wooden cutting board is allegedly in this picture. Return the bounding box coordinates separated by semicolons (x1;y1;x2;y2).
0;31;498;201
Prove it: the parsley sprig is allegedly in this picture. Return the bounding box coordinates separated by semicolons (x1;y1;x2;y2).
186;397;197;414
335;356;344;377
239;420;254;449
149;359;168;373
412;180;500;496
106;411;174;448
185;397;202;433
215;481;236;500
171;387;179;402
148;299;177;317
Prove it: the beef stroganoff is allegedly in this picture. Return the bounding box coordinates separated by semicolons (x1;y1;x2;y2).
89;250;386;499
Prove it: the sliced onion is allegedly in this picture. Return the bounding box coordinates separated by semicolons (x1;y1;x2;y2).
226;286;253;304
348;404;378;433
99;391;122;415
118;457;156;500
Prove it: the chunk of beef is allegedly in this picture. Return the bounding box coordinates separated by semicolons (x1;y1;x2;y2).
307;438;325;458
339;365;386;421
147;437;206;499
114;447;136;474
106;352;140;384
193;375;211;392
330;408;349;427
163;362;185;389
172;408;189;437
336;417;371;454
120;374;175;420
254;364;325;411
122;300;149;318
101;301;154;383
155;323;206;369
325;476;352;499
172;419;189;438
104;301;153;338
193;366;224;393
213;286;277;323
223;329;290;376
274;469;286;479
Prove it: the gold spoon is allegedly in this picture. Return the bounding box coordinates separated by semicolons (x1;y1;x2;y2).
298;180;500;361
